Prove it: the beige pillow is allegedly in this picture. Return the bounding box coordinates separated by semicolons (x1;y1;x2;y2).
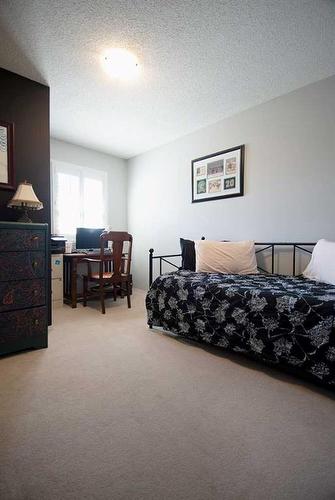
195;240;258;274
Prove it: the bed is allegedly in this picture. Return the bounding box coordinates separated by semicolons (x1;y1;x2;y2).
146;243;335;387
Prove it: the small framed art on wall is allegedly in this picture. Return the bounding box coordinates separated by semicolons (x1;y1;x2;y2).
191;144;244;203
0;120;15;190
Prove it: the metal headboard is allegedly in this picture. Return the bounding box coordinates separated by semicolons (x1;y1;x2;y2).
148;241;316;286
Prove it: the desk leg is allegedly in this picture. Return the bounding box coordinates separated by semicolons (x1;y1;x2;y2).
71;260;78;308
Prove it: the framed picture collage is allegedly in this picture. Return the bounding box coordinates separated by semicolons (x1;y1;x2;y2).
192;144;244;203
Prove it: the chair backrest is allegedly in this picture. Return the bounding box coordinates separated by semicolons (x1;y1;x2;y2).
100;231;133;277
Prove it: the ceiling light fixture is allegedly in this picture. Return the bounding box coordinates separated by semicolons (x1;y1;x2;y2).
101;48;140;81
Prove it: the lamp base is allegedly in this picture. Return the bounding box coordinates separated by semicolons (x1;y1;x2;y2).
17;209;32;223
8;203;40;223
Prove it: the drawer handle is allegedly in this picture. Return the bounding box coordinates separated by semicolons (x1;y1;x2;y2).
33;289;39;296
32;261;38;269
34;319;39;326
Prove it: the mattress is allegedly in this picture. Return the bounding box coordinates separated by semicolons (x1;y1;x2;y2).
146;270;335;386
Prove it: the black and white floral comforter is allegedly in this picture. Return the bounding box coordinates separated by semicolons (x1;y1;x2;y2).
146;271;335;386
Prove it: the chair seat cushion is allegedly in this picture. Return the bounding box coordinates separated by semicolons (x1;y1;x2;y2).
90;272;128;280
91;272;113;279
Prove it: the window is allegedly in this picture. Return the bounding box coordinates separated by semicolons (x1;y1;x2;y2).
52;161;108;239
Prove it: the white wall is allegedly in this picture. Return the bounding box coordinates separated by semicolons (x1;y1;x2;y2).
51;138;127;232
128;75;335;290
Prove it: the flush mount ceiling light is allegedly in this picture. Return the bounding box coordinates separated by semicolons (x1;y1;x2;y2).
101;48;140;81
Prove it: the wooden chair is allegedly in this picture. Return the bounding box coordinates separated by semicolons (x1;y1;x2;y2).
82;231;133;314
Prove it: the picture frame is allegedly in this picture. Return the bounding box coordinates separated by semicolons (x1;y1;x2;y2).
192;144;244;203
0;120;15;190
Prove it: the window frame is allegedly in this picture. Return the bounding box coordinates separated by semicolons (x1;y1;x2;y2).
51;160;108;239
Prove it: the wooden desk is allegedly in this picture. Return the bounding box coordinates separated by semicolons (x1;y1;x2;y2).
63;253;132;308
63;253;97;308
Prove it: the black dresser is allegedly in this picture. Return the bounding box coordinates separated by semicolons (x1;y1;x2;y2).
0;221;49;355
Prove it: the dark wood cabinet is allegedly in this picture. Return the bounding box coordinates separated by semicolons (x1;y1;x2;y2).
0;222;49;355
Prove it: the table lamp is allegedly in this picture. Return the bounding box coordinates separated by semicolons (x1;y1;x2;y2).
7;181;43;223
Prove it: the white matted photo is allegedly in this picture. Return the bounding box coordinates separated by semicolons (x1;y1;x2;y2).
0;126;8;184
207;159;224;177
192;145;244;203
208;177;222;193
225;157;237;175
196;165;206;177
0;120;14;190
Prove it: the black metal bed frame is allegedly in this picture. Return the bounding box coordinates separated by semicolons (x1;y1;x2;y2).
149;241;316;286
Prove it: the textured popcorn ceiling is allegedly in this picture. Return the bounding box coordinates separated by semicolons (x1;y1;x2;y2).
0;0;334;158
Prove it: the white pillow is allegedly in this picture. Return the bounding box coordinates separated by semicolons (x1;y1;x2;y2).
303;239;335;285
195;240;258;275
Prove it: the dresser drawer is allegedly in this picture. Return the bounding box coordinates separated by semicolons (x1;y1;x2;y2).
0;279;45;312
0;306;47;344
0;252;46;281
0;228;45;252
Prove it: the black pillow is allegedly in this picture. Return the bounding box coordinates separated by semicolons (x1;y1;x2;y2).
180;238;196;271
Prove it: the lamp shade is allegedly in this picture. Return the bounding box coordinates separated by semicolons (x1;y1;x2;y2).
7;181;43;210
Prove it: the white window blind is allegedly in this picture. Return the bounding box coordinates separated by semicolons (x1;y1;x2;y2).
52;161;108;239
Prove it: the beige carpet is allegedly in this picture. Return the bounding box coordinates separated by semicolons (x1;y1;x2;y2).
1;290;335;500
